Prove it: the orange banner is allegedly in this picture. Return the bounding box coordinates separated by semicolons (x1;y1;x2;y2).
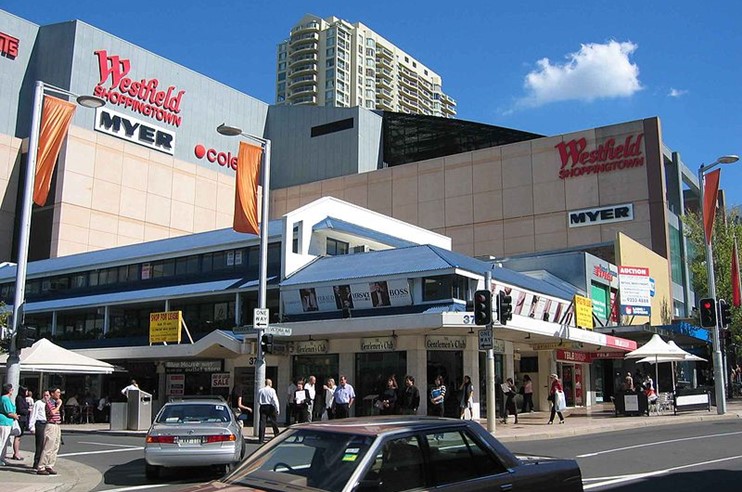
702;169;720;245
233;141;262;234
33;96;77;206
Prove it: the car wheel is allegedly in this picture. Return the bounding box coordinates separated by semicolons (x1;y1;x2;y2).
145;463;161;479
223;462;238;476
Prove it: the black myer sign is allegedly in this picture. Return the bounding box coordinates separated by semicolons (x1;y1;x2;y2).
568;203;633;228
95;107;175;155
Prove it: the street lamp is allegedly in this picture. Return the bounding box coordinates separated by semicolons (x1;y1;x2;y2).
5;81;105;393
698;154;739;415
216;123;271;437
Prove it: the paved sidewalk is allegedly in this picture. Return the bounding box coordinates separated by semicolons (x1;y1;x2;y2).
7;398;741;492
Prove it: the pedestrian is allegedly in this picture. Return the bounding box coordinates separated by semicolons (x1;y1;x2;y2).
1;383;21;466
501;378;518;424
323;378;336;420
429;376;446;417
521;375;534;413
332;375;355;419
398;375;420;415
304;375;317;421
9;385;30;461
257;379;281;444
37;386;63;475
547;374;565;425
292;379;311;423
230;384;253;426
29;390;49;470
285;379;297;426
120;379;139;398
376;376;398;415
459;375;474;420
624;372;634;391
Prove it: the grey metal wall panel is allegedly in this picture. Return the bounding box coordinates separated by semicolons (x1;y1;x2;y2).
266;105;382;188
0;11;39;136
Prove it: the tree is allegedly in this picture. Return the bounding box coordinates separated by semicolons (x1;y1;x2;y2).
683;207;742;358
0;301;9;354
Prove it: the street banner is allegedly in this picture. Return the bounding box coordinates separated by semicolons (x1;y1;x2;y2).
34;95;76;206
703;169;720;245
733;236;741;308
233;141;262;234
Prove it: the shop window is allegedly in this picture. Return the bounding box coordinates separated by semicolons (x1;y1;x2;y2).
326;237;349;256
152;259;175;278
518;356;538;373
175;255;200;276
423;274;468;301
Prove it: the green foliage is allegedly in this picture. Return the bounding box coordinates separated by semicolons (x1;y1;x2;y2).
0;301;9;354
682;207;742;351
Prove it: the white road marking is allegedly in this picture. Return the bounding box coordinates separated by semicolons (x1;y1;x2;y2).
58;446;144;457
97;485;172;492
78;441;142;448
583;454;742;489
576;430;742;458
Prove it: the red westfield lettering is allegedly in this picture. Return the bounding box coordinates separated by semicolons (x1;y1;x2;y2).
92;50;185;127
194;144;237;171
556;134;644;179
0;31;19;58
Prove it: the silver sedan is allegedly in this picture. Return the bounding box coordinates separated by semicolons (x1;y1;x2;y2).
144;397;245;478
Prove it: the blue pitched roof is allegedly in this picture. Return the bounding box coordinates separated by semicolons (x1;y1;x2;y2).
312;217;418;249
0;220;284;281
281;244;491;286
490;264;574;301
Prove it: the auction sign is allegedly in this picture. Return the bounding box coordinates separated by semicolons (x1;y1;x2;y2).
149;310;182;344
618;266;651;316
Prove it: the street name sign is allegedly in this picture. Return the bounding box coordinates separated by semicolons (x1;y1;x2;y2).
264;325;292;336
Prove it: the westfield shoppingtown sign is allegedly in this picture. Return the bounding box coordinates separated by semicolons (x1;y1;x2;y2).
92;50;186;127
555;133;644;180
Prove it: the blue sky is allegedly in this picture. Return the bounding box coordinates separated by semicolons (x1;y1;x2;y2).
5;1;742;206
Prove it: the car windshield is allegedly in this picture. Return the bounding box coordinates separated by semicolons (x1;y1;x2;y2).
224;429;374;492
156;403;232;424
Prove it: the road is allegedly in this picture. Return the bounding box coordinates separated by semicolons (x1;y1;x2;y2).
507;419;742;491
22;420;742;491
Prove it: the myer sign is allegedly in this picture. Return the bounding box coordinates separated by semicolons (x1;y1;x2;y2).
568;203;633;228
95;107;175;155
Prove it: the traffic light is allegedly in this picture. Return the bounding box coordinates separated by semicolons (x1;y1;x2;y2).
719;299;732;327
497;291;513;326
698;297;717;328
722;328;733;346
473;290;492;326
261;334;274;354
16;325;37;349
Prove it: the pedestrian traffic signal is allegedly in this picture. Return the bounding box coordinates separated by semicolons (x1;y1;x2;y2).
16;325;37;349
698;297;717;328
261;334;274;354
473;289;492;326
719;299;732;327
497;291;513;326
722;328;733;346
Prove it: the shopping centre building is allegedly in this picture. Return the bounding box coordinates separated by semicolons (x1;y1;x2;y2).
0;10;707;414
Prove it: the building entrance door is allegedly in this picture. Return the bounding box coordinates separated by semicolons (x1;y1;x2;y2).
427;350;463;418
354;352;407;417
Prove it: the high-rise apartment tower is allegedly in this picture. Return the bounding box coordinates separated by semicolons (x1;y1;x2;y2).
276;14;456;117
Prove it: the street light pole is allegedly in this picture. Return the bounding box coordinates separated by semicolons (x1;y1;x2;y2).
698;154;739;415
5;81;104;393
217;124;271;437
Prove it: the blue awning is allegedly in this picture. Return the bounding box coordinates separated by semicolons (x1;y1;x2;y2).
23;277;274;313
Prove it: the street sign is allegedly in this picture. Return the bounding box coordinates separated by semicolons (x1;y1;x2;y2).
478;328;493;351
264;325;292;336
253;308;269;329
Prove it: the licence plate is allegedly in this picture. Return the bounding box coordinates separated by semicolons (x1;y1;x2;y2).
178;437;202;445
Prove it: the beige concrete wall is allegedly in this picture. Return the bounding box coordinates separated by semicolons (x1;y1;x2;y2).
614;232;673;325
49;126;236;257
271;119;658;258
0;134;22;261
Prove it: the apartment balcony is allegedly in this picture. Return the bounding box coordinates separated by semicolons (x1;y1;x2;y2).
400;96;418;111
289;63;318;77
288;74;317;88
289;53;317;68
288;86;317;99
292;95;317;105
376;100;395;111
376;87;393;101
441;93;457;107
289;42;318;57
291;21;320;35
376;76;393;89
290;31;319;44
377;47;394;60
399;74;418;91
376;56;393;70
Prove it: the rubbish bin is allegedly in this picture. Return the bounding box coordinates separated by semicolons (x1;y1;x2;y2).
126;388;153;430
110;402;127;430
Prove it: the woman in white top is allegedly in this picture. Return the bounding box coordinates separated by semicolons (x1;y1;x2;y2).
28;390;50;470
323;378;336;420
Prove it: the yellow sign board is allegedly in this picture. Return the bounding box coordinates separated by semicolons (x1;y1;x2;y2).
574;295;594;330
149;311;183;344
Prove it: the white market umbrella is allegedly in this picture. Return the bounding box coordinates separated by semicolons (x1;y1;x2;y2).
624;334;685;393
0;338;114;374
639;341;707;391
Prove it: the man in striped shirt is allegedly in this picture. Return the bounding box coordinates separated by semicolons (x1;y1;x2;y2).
36;387;63;476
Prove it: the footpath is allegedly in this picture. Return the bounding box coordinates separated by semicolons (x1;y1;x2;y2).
3;399;741;492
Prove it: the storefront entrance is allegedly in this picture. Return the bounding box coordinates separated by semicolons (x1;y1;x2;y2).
355;351;407;416
427;350;463;418
292;353;340;412
233;365;278;409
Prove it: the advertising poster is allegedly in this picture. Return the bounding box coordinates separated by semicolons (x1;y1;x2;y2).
284;279;411;314
166;374;185;396
149;310;182;344
573;295;594;329
618;266;652;316
591;283;608;321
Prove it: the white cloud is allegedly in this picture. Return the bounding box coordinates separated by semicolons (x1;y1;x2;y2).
518;40;642;107
668;88;688;97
